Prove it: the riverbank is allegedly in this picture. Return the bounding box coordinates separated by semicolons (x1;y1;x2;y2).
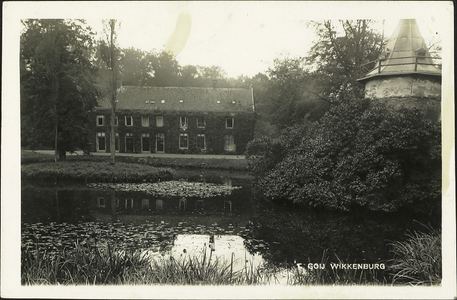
21;161;174;183
22;150;249;170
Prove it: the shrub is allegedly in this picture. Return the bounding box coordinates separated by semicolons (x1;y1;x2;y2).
247;97;441;214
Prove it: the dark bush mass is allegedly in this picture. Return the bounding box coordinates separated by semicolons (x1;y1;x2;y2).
247;97;441;215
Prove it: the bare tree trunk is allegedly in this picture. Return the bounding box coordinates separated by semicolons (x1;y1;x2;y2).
52;74;59;163
109;20;117;165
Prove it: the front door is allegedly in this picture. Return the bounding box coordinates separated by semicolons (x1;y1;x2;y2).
156;133;165;153
126;137;134;152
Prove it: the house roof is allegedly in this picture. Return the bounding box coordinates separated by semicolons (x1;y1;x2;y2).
97;86;255;113
358;19;441;82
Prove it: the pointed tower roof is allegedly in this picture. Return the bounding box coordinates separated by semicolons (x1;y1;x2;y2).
358;19;441;82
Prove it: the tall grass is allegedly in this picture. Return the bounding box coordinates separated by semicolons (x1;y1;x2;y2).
22;243;282;285
22;243;392;286
388;226;441;285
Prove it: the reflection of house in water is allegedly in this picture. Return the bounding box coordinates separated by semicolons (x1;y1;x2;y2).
91;186;250;217
95;193;236;213
22;173;254;224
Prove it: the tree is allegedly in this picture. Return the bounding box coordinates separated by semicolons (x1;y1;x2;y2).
178;65;200;87
257;57;331;130
145;50;180;86
98;20;122;165
120;47;151;86
307;20;384;99
21;19;98;160
247;97;441;215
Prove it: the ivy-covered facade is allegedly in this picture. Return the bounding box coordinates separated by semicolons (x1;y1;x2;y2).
89;86;255;155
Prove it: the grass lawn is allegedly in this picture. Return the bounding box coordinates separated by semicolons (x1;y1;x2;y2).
21;160;174;183
21;151;249;170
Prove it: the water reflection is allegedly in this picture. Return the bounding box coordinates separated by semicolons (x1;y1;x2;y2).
22;170;261;265
22;169;254;225
152;234;264;273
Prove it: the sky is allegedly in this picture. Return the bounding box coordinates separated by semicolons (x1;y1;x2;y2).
8;1;450;78
82;1;448;78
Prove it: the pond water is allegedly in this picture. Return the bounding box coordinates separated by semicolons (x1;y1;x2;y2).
22;168;432;282
22;170;265;264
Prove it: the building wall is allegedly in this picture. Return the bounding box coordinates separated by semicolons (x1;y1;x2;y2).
89;110;255;155
364;75;441;121
364;75;441;99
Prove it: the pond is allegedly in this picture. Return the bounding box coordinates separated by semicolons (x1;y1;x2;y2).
22;168;432;283
22;170;264;266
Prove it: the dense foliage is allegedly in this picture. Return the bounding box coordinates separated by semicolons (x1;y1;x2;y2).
255;58;330;130
307;20;384;99
247;97;441;214
20;19;99;159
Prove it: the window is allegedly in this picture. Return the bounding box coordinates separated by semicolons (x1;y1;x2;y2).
224;200;232;212
226;117;234;129
97;115;104;126
125;116;133;126
115;116;118;126
113;198;119;209
141;116;149;127
125;198;133;209
142;199;149;209
156;200;163;210
156;133;165;153
180;116;188;129
142;133;150;152
196;134;206;150
179;133;188;149
115;133;120;151
196;117;206;128
195;200;204;211
97;132;106;151
224;135;235;152
179;198;186;211
156;116;164;127
97;197;105;208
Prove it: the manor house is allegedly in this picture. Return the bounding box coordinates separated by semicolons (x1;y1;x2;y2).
90;86;255;155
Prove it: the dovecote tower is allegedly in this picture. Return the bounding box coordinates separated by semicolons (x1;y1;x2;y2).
357;19;441;120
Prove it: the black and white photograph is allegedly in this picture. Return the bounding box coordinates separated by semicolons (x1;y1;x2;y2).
2;1;455;299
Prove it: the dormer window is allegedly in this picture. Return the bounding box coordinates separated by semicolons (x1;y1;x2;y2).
416;47;427;56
